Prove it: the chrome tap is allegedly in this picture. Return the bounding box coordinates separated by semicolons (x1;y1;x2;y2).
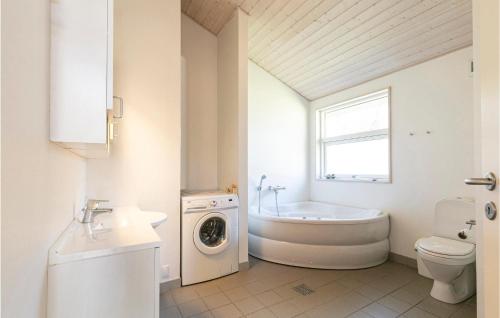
81;199;113;223
268;185;287;193
268;185;286;216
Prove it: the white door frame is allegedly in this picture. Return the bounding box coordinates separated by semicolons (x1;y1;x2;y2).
472;1;500;317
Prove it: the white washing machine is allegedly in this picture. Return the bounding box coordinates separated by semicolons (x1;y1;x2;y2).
181;191;239;286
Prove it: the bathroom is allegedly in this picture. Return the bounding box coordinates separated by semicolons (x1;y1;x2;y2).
2;0;500;318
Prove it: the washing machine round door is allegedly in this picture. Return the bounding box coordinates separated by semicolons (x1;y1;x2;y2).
193;212;230;255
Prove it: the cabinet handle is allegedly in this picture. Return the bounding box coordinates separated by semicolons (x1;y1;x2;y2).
113;96;124;119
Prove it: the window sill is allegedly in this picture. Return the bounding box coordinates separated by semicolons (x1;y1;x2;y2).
315;177;391;184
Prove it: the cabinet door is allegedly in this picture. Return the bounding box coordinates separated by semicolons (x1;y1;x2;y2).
50;0;111;144
48;248;157;318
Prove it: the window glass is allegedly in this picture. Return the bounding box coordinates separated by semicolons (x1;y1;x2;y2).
324;138;389;177
323;96;388;139
317;89;390;182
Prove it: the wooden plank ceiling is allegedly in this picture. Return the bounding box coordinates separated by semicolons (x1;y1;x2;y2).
181;0;472;100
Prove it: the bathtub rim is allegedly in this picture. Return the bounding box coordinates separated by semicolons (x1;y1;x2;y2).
249;201;388;225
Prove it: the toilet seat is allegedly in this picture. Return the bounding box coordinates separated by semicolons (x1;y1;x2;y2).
418;236;475;256
416;236;475;266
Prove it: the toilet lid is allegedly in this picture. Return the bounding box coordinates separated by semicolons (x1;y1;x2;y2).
418;236;475;256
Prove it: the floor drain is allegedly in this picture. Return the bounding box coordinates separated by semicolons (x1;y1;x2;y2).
292;284;315;296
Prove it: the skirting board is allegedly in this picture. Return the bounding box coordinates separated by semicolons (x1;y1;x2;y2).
389;252;417;269
160;278;181;293
161;262;248;292
239;261;250;271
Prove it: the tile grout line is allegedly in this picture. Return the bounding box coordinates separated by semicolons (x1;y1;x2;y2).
162;259;475;318
349;274;431;318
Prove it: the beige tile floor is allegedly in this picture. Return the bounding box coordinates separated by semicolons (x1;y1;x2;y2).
160;257;476;318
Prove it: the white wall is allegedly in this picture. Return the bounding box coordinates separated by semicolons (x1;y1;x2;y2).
181;14;218;191
86;0;181;282
0;1;2;314
248;61;310;209
1;1;87;317
218;12;240;190
217;9;249;264
236;10;249;266
310;47;474;259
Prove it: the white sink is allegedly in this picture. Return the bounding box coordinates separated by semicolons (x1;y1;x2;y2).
141;211;168;228
93;209;167;230
49;206;162;266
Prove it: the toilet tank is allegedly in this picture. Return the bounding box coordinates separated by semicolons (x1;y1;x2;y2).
434;197;475;243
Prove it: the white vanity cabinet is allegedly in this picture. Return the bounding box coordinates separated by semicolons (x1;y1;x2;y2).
47;207;162;318
50;0;114;158
48;248;160;318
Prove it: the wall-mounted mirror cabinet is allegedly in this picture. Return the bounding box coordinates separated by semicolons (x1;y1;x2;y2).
50;0;115;158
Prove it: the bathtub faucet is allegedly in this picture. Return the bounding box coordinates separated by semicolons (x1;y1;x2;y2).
269;185;286;192
269;185;286;216
257;174;267;214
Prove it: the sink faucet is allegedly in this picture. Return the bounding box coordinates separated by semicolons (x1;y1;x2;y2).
81;199;113;223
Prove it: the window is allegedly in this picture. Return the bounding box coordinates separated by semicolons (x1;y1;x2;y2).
316;88;390;182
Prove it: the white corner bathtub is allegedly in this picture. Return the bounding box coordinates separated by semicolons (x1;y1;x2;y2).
248;201;390;269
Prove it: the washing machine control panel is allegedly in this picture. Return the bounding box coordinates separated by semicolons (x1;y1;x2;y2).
183;195;239;212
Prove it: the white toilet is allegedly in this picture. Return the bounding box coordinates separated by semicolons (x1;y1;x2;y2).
415;197;476;304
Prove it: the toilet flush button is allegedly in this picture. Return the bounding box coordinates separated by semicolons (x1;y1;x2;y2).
485;201;497;220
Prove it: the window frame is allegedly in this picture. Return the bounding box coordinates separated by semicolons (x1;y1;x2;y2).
315;88;392;183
